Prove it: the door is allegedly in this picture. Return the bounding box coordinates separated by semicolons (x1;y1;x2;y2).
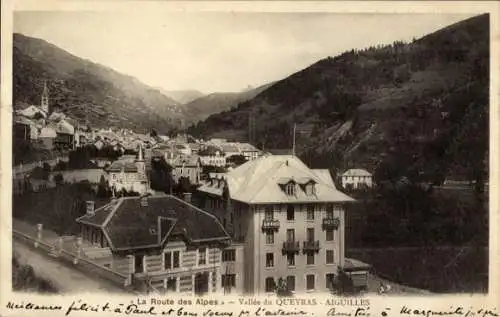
194;272;209;295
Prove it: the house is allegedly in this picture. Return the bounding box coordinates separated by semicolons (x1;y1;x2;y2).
106;145;148;194
16;105;47;120
341;169;373;190
199;146;226;167
76;194;231;294
236;143;261;161
170;156;202;185
38;126;57;150
54;119;75;150
197;155;370;294
13;116;36;141
187;143;201;155
173;143;192;156
220;144;241;158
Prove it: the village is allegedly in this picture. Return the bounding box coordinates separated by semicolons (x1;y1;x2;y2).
12;84;387;296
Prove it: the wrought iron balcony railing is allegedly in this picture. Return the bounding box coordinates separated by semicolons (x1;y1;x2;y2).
302;240;320;253
281;241;300;255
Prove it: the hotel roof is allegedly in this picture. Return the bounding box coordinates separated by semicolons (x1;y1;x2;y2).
198;155;354;204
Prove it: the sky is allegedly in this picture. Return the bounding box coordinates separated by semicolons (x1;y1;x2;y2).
14;11;474;94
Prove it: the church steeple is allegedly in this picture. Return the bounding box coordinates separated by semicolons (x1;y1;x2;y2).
135;143;147;183
41;81;49;114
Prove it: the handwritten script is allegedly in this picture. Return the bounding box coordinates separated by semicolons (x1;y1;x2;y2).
5;300;499;317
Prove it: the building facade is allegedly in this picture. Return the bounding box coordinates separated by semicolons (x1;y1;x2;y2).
197;155;365;295
76;194;231;294
170;156;202;185
341;169;373;190
106;146;148;194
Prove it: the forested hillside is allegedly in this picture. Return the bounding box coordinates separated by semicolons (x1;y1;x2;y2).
188;14;489;185
13;34;183;133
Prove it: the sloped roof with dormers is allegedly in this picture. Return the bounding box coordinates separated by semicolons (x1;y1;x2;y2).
76;195;230;251
198;155;354;204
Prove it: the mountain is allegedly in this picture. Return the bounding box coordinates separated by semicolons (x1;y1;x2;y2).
13;33;183;133
188;14;489;184
161;89;205;105
183;82;273;124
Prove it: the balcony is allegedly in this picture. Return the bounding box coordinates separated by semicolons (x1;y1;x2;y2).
302;240;320;253
262;219;280;232
322;217;340;230
282;241;300;255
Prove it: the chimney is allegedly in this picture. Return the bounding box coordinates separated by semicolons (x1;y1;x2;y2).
86;201;95;216
141;195;148;207
183;192;192;204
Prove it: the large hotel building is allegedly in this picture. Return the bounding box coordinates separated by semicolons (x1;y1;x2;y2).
197;155;362;294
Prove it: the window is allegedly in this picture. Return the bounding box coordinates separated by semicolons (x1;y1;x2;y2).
307;228;315;242
286;276;295;292
306;253;315;265
265;277;275;292
326;274;335;289
265;206;273;220
286;205;295;221
266;253;274;268
326;204;334;218
266;232;274;244
305;183;315;196
326;250;334;264
306;275;315;290
166;278;176;292
134;254;144;273
222;274;236;288
285;182;295;196
287;254;295;266
222;249;236;262
306;205;314;220
198;248;207;265
286;229;295;242
326;229;334;241
164;251;180;269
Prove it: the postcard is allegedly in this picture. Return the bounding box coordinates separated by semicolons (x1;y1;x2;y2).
1;1;499;317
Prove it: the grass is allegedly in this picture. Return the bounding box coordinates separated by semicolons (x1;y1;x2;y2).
12;253;58;293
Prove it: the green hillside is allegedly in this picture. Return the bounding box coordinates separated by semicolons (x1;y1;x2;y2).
188;14;489;184
13;33;183;133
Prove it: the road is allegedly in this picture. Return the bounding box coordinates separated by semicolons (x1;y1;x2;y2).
13;240;129;294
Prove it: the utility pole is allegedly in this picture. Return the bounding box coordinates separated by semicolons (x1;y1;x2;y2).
248;109;256;145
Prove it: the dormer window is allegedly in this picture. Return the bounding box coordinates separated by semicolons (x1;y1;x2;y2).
285;182;296;196
305;183;316;196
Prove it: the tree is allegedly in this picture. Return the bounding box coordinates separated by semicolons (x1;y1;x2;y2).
175;176;192;195
53;173;64;186
331;269;355;295
150;129;158;137
226;154;247;166
97;175;110;198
